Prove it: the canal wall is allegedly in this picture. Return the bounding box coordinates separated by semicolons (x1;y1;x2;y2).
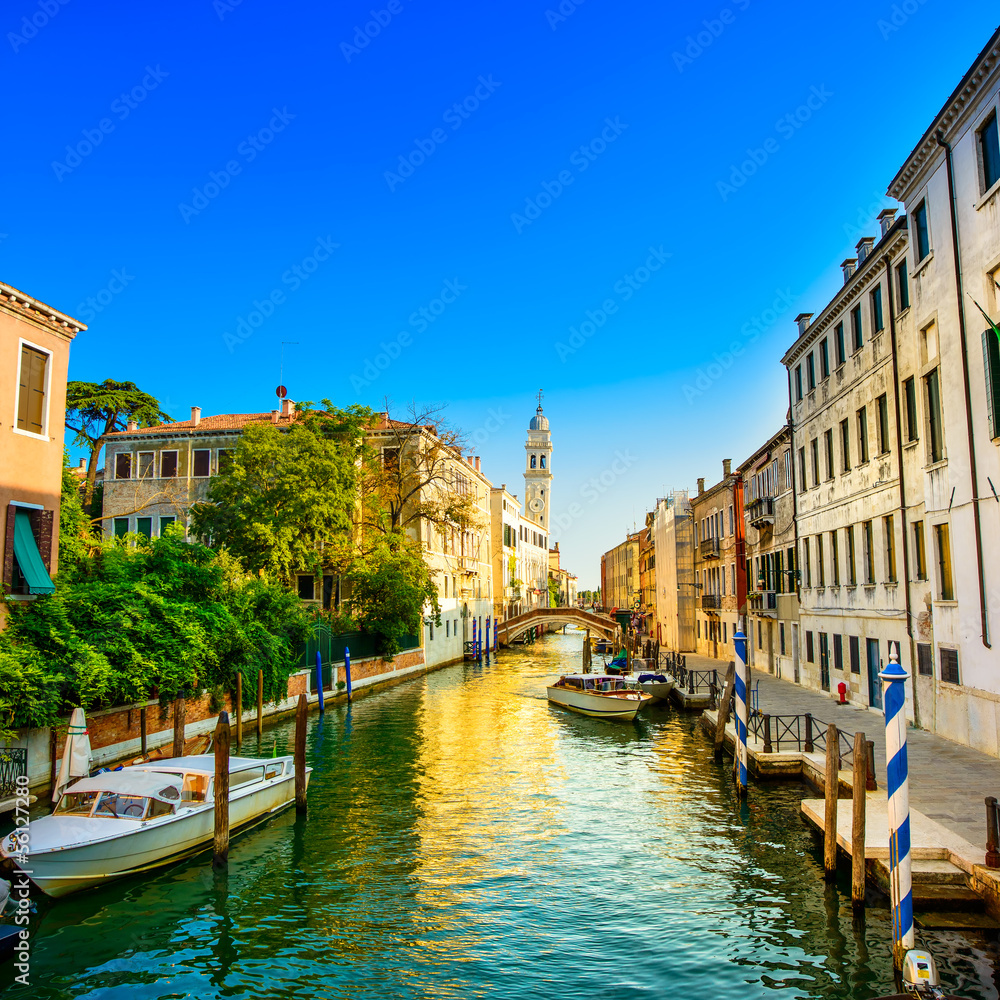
8;646;431;799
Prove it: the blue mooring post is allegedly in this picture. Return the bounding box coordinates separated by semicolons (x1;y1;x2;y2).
485;616;490;661
880;642;913;969
472;619;477;660
493;618;498;652
315;650;324;712
733;630;749;799
345;646;353;703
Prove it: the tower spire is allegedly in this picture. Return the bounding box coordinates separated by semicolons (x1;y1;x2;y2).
524;395;552;533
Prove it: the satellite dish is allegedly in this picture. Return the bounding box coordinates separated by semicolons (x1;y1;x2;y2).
275;385;287;399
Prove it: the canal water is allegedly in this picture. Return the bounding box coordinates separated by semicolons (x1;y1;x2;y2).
4;632;999;1000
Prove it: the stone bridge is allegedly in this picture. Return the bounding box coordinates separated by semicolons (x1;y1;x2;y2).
495;607;618;645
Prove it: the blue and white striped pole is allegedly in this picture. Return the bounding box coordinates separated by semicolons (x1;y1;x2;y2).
880;642;913;968
733;629;749;798
344;646;352;703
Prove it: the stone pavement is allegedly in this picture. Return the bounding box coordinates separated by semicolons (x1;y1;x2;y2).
680;651;1000;851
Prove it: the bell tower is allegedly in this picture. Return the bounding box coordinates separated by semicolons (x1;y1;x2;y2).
524;390;552;532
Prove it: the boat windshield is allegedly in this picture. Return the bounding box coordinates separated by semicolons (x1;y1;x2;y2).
54;791;101;816
93;793;149;819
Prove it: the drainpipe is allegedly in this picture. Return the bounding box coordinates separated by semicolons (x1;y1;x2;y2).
936;131;991;648
884;252;920;727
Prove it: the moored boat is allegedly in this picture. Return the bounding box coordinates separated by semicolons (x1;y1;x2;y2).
636;672;676;702
546;674;652;720
1;754;309;898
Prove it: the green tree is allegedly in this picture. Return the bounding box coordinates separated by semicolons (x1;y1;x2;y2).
190;402;369;584
346;532;439;657
65;380;172;507
59;451;93;568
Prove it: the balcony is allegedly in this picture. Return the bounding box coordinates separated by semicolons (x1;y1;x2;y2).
700;537;720;559
701;594;721;611
746;496;775;528
460;556;478;574
747;590;778;616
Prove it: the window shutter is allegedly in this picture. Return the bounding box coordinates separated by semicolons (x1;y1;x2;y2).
983;330;1000;440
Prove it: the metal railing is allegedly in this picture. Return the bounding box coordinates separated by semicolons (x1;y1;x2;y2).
736;707;858;767
0;747;27;799
701;594;721;610
700;537;720;558
746;497;775;525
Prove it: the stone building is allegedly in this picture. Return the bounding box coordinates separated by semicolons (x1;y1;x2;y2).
690;460;745;661
884;26;1000;752
781;215;911;706
738;426;799;679
638;513;656;621
1;281;85;617
490;485;521;620
651;492;695;651
600;530;641;611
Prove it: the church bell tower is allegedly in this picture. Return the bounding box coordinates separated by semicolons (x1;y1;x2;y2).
524;391;552;532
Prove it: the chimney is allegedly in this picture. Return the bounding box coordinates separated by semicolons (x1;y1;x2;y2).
127;419;138;432
878;208;897;236
466;455;474;466
474;456;481;473
842;258;857;283
501;484;506;491
191;406;201;427
856;237;874;264
271;409;279;424
722;458;732;477
281;398;295;418
78;457;86;470
795;313;813;335
697;477;705;495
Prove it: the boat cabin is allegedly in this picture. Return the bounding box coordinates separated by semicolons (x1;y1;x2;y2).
553;674;629;693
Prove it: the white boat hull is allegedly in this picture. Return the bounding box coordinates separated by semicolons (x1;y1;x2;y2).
546;686;649;720
638;680;675;701
14;772;307;898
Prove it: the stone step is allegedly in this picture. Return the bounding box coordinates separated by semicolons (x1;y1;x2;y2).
910;883;984;912
910;859;970;886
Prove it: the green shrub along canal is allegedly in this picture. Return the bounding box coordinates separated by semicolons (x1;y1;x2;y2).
4;631;998;999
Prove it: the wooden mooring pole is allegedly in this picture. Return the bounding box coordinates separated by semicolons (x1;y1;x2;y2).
714;661;736;762
235;673;243;748
256;668;264;739
852;732;868;907
824;722;839;879
213;711;230;869
295;692;308;814
172;697;186;758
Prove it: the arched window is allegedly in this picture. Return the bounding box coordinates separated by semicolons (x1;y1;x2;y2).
540;455;546;468
530;455;537;468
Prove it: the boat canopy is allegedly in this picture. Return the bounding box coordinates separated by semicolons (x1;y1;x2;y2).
64;771;183;803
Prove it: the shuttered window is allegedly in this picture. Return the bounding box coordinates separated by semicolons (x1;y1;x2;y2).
983;329;1000;439
17;345;48;434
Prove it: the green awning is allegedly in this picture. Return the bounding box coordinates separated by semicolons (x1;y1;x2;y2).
13;510;54;595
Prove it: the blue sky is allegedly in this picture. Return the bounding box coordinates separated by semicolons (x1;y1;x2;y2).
5;0;997;587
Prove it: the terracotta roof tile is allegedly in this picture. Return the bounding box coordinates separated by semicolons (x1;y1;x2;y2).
105;411;299;437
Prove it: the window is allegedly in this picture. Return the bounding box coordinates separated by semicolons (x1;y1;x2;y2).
780;623;786;655
795;365;803;402
830;530;840;585
912;521;927;580
925;368;943;462
724;623;728;644
193;450;211;477
297;576;315;600
115;453;133;480
530;454;537;469
816;534;825;586
160;516;176;536
983;328;1000;439
846;526;857;585
16;344;48;435
806;630;814;663
783;449;791;491
877;393;890;454
217;449;233;473
903;377;918;442
797;448;806;491
917;643;932;676
138;451;154;478
978;111;1000;192
851;304;863;352
849;635;860;673
833;633;843;672
824;429;834;480
871;285;884;334
446;620;450;638
113;518;129;538
729;506;734;534
819;338;830;378
857;407;869;462
840;418;851;472
835;322;846;366
862;520;874;584
136;517;152;539
896;260;910;311
934;522;953;600
807;352;816;391
540;455;546;469
884;515;896;583
161;451;178;478
940;647;960;685
803;537;811;587
810;438;819;486
913;200;930;262
786;546;795;589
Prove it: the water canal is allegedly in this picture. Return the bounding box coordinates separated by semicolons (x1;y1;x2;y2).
4;632;999;1000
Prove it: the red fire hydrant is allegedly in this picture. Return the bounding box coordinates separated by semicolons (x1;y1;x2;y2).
837;681;848;704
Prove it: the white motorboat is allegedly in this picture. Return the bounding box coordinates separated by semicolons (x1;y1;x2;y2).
546;674;652;721
1;754;309;898
636;671;676;702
